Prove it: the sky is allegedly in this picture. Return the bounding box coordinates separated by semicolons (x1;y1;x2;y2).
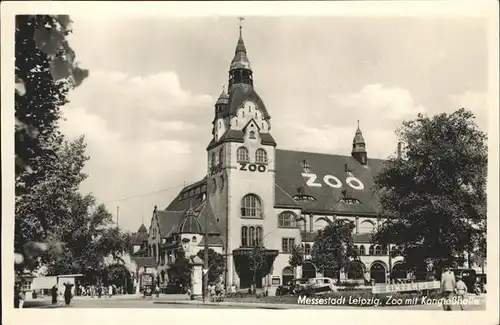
59;15;489;233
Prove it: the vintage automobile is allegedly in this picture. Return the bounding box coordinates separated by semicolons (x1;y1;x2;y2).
305;277;337;294
451;268;477;294
275;278;309;296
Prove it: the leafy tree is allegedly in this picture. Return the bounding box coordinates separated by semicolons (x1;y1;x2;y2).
196;248;225;283
15;14;88;268
248;246;266;293
288;244;304;278
373;108;487;277
102;264;132;287
15;15;88;186
311;219;358;282
169;251;192;288
15;136;132;275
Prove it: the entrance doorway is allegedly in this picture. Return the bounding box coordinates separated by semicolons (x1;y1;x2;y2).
391;263;407;280
302;261;316;280
239;270;263;289
370;262;387;283
282;267;294;285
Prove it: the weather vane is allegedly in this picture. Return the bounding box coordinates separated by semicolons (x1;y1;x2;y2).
238;17;244;37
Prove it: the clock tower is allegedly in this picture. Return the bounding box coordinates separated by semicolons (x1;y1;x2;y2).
206;20;278;288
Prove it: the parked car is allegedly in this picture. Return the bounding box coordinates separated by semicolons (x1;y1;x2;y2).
306;277;337;294
275;278;308;296
451;268;477;294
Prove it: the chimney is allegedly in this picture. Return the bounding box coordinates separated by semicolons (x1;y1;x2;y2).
397;142;403;159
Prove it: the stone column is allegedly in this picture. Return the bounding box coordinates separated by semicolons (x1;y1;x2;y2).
189;256;203;300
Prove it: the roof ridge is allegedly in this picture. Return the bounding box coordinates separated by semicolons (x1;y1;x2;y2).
277;148;386;161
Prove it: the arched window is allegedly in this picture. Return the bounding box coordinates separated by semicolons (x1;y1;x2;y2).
255;149;268;164
369;245;375;255
359;220;375;234
241;226;248;247
256;226;263;247
375;245;383;256
358;245;366;256
278;212;297;228
304;243;311;255
237;147;249;162
219;149;223;165
249;131;256;139
249;227;255;246
241;194;262;218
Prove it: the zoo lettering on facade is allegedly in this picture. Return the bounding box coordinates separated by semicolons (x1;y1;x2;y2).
239;162;267;173
302;173;365;190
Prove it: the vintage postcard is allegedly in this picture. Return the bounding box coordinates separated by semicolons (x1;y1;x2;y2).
2;1;499;325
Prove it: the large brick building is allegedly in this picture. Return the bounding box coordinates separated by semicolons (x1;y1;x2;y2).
136;24;408;289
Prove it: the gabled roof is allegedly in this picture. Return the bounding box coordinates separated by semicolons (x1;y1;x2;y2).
132;231;148;246
274;149;385;215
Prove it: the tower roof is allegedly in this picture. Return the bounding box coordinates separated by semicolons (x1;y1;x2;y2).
174;203;203;234
352;120;367;154
137;223;147;233
230;19;252;71
215;86;229;105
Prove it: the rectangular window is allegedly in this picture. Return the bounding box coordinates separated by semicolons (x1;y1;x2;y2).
281;238;295;253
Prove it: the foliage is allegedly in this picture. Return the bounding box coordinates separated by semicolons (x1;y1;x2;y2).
196;248;225;283
169;251;192;288
15;15;88;186
102;264;132;287
15;137;132;275
288;244;305;273
247;246;268;293
15;14;88;270
373;108;487;276
311;219;358;281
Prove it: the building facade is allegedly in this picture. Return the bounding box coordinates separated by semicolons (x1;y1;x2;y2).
142;25;410;290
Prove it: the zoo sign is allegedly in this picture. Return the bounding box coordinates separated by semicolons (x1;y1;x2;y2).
302;173;365;190
239;162;267;173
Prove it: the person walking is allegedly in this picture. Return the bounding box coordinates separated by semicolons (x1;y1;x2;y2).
64;282;74;306
51;285;58;304
440;267;456;311
108;284;113;298
455;275;468;310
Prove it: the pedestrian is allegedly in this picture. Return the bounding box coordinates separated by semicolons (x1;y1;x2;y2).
440;266;456;311
51;285;58;304
57;286;64;306
108;284;113;298
97;285;102;298
155;284;160;298
64;282;74;306
455;275;468;310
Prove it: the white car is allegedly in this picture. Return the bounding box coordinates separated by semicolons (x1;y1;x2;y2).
307;277;338;293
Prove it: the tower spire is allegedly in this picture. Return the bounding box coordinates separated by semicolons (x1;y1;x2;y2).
238;17;244;38
352;120;367;165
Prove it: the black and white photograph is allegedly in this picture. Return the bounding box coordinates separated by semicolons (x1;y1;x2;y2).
2;1;499;325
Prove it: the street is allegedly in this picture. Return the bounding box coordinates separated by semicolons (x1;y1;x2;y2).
24;293;486;310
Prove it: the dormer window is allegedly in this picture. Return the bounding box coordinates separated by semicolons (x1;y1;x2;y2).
237;147;249;162
301;160;312;173
249;131;256;139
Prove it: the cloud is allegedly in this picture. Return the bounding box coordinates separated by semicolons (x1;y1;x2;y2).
59;70;213;231
273;84;425;159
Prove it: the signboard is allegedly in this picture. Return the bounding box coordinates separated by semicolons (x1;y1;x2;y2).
302;173;365;190
141;273;153;286
239;163;267;173
272;276;281;286
372;281;440;294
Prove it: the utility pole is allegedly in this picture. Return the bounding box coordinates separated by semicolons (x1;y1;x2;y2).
203;206;209;303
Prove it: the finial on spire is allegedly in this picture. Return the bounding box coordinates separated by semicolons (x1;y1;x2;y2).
238;17;244;38
357;120;360;129
222;85;226;94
